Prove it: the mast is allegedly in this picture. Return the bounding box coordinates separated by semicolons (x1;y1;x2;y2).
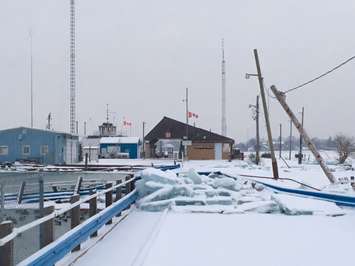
221;39;227;136
70;0;76;134
30;30;34;128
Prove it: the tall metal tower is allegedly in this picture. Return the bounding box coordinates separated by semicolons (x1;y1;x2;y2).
221;39;227;136
30;30;34;128
69;0;76;134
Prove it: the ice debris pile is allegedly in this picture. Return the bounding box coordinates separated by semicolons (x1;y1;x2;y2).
135;168;345;216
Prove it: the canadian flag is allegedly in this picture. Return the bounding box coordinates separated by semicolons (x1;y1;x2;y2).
188;112;199;119
123;120;132;127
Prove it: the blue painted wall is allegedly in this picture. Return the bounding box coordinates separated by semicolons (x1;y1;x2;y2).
0;127;78;165
100;143;139;159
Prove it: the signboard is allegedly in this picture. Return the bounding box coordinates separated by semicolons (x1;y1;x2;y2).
182;140;192;146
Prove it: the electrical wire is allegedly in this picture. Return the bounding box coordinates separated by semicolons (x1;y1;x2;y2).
284;55;355;94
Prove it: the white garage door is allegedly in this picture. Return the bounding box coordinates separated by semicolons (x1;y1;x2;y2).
214;143;222;160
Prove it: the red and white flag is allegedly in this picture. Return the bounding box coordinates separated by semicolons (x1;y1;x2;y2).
123;120;132;127
188;112;199;119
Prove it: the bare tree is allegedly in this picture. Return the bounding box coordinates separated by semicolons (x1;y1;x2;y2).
334;134;354;164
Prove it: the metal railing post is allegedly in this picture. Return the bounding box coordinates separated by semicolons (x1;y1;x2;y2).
17;181;26;204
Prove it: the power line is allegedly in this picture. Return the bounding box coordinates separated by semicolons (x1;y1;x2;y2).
284;55;355;94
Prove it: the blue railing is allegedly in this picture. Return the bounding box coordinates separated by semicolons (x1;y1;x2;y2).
18;190;138;266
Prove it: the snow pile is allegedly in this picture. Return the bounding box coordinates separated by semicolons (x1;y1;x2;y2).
135;168;347;216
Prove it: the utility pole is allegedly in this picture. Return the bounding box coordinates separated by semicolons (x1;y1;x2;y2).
289;119;292;160
46;113;51;130
298;107;304;164
185;88;189;139
84;121;87;136
271;85;335;183
253;49;279;179
106;104;109;123
279;124;282;158
255;96;260;165
142;121;146;158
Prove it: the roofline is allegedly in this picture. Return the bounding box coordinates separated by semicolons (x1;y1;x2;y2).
145;116;235;143
0;127;78;137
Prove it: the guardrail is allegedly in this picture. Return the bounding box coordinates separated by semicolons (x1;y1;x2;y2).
0;175;137;266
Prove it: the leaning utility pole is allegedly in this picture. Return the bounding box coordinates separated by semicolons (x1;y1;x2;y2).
271;85;335;183
289;119;292;160
255;95;260;165
142;121;146;158
279;124;282;159
253;49;279;179
298;107;304;164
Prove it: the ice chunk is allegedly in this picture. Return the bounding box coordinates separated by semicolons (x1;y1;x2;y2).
237;201;279;213
181;169;203;184
272;194;345;216
212;177;241;191
138;185;174;205
139;199;174;211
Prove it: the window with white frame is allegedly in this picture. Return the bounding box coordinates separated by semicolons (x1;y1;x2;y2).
22;145;31;156
41;145;49;155
0;146;8;155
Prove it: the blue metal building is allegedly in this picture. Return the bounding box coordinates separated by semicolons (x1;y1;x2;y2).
0;127;79;165
99;137;140;159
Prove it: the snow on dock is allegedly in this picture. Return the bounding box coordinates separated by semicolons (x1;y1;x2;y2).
70;210;355;266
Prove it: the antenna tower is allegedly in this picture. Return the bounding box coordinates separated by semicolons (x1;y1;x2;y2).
221;39;227;136
70;0;76;134
30;30;34;128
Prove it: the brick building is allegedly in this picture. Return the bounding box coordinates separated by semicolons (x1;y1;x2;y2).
144;117;234;160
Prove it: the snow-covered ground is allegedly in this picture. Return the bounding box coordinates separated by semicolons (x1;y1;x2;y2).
70;209;355;266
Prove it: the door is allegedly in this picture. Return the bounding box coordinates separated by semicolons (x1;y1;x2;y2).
214;143;222;160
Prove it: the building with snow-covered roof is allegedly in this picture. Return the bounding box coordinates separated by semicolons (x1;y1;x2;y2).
99;137;141;159
145;117;234;160
0;127;79;165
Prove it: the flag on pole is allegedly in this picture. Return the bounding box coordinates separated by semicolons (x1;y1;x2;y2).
188;112;199;119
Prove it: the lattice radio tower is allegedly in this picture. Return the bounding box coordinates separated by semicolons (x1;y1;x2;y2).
70;0;76;134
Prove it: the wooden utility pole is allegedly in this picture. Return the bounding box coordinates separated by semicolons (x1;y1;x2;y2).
253;49;279;179
271;85;335;183
142;121;146;158
279;124;282;158
255;95;260;165
185;88;189;139
298;107;304;164
289;119;292;160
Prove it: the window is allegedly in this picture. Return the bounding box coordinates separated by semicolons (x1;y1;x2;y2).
41;145;49;155
0;146;8;155
22;145;31;156
165;131;171;138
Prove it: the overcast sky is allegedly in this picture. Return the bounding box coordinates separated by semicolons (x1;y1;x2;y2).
1;0;355;141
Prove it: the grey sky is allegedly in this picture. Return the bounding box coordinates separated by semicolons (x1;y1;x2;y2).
1;0;355;141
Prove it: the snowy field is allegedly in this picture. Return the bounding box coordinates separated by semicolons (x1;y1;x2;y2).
69;210;355;266
59;151;355;266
